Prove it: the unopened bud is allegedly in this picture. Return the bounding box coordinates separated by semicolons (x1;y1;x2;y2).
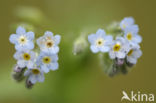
25;78;34;89
73;34;88;55
115;58;124;66
12;64;25;82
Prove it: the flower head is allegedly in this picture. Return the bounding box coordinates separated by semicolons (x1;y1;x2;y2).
120;17;135;30
109;37;130;59
37;31;61;54
24;66;44;84
126;46;142;64
14;50;36;68
124;26;142;47
36;52;59;73
9;26;34;51
88;29;113;53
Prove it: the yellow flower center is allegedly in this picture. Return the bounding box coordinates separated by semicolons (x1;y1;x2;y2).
46;41;53;48
19;36;27;44
113;44;121;52
23;53;31;61
96;38;104;46
42;57;51;64
32;69;40;75
127;49;133;56
127;33;132;40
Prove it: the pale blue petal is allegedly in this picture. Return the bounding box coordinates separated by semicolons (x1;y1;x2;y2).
25;31;34;40
44;31;53;37
9;34;18;44
133;35;142;43
29;75;37;84
54;35;61;45
90;45;99;53
127;57;137;64
16;26;26;35
49;62;59;71
37;74;44;82
24;70;31;76
17;60;26;68
100;46;110;52
41;65;50;73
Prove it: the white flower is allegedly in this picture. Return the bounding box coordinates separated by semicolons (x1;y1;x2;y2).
36;52;59;73
37;31;61;54
14;50;36;68
24;66;44;84
124;26;142;47
88;29;113;53
126;46;142;64
109;37;130;59
120;17;135;30
9;26;34;51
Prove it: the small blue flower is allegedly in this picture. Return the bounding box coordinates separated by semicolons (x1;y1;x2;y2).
37;31;61;54
124;26;142;48
24;66;44;84
120;17;135;30
126;46;142;64
9;26;35;51
109;37;130;59
88;29;113;53
36;52;59;73
14;50;36;68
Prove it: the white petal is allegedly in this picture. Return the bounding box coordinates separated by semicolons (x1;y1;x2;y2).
51;46;59;54
29;75;37;84
127;57;137;64
25;32;34;40
17;60;26;68
54;35;61;45
41;65;50;73
37;74;44;82
116;51;126;59
132;49;142;58
100;46;110;52
27;61;34;69
24;70;30;76
90;45;99;53
44;31;53;37
50;62;59;71
9;34;18;44
16;26;26;34
134;35;142;43
88;34;96;44
96;29;106;36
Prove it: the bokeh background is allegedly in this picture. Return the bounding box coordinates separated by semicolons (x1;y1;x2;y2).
0;0;156;103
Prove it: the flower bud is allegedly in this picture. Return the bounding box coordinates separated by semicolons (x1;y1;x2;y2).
25;78;34;89
12;64;25;82
115;58;125;66
73;34;88;55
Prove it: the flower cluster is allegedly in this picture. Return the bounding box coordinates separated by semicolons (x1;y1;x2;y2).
88;17;142;76
9;26;61;88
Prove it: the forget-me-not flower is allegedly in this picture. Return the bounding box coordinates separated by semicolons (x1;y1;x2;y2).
14;50;36;68
109;37;130;59
88;29;113;53
37;31;61;54
9;26;34;51
126;46;142;64
124;26;142;48
37;52;59;73
120;17;136;30
24;66;44;84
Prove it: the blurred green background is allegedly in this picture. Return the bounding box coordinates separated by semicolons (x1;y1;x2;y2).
0;0;156;103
